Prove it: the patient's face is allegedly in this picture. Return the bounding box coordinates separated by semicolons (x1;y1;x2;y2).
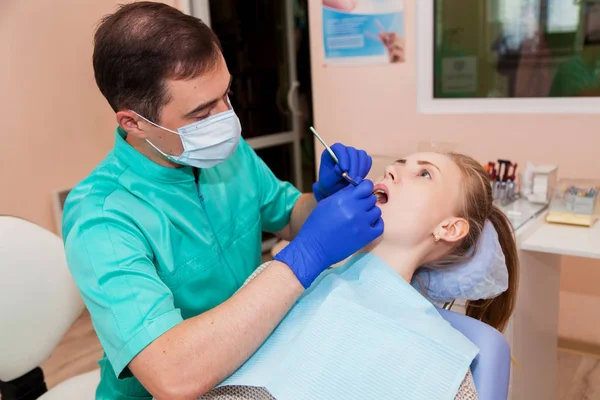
373;153;463;245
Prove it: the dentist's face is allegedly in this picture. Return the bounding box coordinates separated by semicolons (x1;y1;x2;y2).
136;55;233;158
372;153;463;245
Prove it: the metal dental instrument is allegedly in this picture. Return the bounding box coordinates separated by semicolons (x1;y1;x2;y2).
310;126;359;187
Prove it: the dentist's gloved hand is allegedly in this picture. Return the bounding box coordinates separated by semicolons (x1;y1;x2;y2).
313;143;373;202
275;179;383;288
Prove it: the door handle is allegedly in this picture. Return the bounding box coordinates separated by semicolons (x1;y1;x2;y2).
286;80;302;116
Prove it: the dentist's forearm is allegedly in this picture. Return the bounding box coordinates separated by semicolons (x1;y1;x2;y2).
278;193;317;241
129;260;303;400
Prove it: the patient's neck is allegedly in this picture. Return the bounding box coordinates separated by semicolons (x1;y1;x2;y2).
363;239;424;283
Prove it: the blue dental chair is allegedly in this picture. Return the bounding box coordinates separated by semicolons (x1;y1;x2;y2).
437;307;511;400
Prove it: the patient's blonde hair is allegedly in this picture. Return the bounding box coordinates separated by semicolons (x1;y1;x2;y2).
430;153;519;333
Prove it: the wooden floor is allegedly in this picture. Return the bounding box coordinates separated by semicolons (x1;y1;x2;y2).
558;350;600;399
8;310;599;399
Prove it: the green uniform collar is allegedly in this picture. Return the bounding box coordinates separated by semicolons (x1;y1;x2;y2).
114;127;195;183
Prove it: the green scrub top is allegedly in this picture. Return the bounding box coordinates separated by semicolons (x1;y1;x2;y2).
62;128;301;399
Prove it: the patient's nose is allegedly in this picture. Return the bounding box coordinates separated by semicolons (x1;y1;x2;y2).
385;165;400;183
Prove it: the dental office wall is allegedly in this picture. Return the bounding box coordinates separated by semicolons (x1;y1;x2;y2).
0;0;181;230
308;0;600;348
2;0;598;349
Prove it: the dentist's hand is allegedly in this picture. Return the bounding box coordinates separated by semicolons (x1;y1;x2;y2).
313;143;373;201
275;179;383;288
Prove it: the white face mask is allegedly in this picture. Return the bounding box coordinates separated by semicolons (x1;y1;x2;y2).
133;102;242;169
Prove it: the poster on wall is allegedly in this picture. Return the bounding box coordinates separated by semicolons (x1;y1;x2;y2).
322;0;405;66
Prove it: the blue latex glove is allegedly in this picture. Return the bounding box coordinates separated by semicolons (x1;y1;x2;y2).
313;143;373;202
275;179;384;288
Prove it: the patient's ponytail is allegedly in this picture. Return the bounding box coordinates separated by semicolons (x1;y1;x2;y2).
464;206;518;332
445;153;519;333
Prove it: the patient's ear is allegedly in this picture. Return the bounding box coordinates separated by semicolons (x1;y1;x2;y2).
435;218;469;243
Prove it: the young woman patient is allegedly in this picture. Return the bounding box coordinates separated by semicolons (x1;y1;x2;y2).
202;152;518;400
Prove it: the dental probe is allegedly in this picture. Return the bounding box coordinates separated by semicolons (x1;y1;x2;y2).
309;126;359;187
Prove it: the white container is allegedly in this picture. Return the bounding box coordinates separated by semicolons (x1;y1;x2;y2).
528;165;558;204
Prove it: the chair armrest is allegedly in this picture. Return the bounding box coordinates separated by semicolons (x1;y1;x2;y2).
437;308;511;400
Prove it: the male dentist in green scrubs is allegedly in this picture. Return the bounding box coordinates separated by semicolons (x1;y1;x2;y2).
62;3;383;399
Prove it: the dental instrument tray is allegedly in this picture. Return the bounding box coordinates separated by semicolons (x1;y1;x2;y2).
545;179;600;227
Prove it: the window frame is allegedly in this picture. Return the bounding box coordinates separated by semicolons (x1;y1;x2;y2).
416;0;600;114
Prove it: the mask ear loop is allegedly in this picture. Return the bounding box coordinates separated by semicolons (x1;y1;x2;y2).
144;137;176;160
129;111;183;161
131;111;181;135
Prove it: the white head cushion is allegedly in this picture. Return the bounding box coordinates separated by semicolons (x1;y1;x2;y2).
0;216;84;381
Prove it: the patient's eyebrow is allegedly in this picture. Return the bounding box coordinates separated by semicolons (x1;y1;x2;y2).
417;160;441;174
394;159;441;174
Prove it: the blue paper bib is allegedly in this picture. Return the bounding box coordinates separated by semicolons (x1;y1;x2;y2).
220;254;479;399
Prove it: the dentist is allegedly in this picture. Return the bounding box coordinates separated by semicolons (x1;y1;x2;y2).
62;2;382;400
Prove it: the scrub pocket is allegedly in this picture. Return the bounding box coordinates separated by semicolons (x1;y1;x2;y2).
157;246;222;290
227;216;262;278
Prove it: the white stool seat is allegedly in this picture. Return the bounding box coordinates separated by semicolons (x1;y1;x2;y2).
0;216;95;398
0;216;84;381
38;369;100;400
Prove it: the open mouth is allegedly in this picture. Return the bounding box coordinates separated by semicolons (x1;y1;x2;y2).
373;184;389;204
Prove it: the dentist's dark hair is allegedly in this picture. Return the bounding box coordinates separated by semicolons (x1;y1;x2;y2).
93;2;222;123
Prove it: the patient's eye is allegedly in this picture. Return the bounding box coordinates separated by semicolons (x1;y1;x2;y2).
418;169;432;179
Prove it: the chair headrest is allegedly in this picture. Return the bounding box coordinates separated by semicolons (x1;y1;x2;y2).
411;220;509;303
